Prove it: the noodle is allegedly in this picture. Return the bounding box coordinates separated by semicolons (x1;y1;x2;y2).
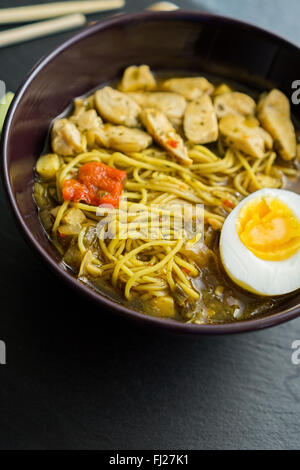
47;139;296;305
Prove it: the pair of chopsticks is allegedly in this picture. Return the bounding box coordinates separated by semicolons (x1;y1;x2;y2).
0;1;125;48
0;1;179;132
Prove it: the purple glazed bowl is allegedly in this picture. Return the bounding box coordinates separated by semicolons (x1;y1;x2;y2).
2;11;300;334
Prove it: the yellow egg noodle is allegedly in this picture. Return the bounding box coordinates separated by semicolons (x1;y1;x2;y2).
47;141;295;304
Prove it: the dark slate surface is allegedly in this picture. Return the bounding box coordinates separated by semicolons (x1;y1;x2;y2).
0;0;300;450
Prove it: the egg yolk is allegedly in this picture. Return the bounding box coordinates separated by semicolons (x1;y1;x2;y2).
237;196;300;261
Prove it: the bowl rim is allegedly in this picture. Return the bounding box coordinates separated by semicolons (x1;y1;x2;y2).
2;9;300;335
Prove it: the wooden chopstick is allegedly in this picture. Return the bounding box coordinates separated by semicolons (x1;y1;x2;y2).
0;92;14;133
0;13;87;48
0;0;125;24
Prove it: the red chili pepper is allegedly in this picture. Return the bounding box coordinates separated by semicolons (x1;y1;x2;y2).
182;267;190;274
62;162;126;208
223;199;234;209
58;231;68;239
78;162;126;187
166;139;179;149
62;179;95;205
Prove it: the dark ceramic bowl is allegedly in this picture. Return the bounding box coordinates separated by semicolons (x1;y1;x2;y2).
2;11;300;334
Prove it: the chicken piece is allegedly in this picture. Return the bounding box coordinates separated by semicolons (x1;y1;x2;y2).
213;83;232;96
94;86;141;127
184;95;218;144
77;109;102;131
70;99;103;142
71;107;102;132
243;115;260;128
51;119;86;156
151;296;175;318
71;98;88;117
257;127;273;150
257;89;296;161
86;127;110;149
62;207;86;225
72;96;94;113
162;77;214;101
58;224;82;237
181;243;212;268
128;91;186;127
141;108;192;166
119;65;156;92
103;124;152;153
36;153;60;180
214;92;256;119
249;173;281;193
77;95;95;111
219;114;273;159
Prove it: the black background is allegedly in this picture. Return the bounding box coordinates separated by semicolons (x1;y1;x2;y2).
0;0;300;450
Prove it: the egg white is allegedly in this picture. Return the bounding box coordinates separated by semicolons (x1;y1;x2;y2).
220;188;300;296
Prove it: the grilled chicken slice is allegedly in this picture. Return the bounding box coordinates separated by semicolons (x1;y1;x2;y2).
184;95;218;144
94;86;141;127
86;126;110;149
103;124;152;153
118;65;157;92
219;114;273;159
51;119;86;156
128;91;186;127
141;108;192;166
214;92;256;119
71;98;86;118
162;77;214;101
213;83;232;97
257;89;296;161
72;97;93;114
71;108;103;132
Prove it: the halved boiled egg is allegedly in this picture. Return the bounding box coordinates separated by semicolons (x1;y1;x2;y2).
220;188;300;296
